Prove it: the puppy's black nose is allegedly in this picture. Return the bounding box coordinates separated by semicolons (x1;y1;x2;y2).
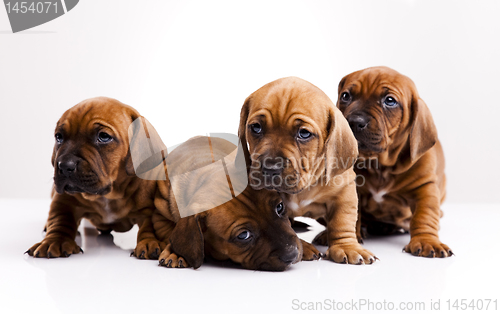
262;159;283;177
58;160;77;177
348;115;369;132
262;166;282;177
279;246;299;265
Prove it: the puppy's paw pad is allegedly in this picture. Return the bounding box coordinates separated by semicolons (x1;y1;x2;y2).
159;253;189;268
132;238;164;260
403;236;452;258
158;245;190;268
301;240;321;261
27;238;81;258
326;244;377;265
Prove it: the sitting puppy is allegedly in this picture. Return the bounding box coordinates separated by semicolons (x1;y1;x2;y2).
337;66;452;258
26;97;163;259
238;77;377;265
149;136;302;271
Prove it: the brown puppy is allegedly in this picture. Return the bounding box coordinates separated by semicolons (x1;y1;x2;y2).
238;77;377;265
26;97;163;259
337;66;452;258
148;136;302;270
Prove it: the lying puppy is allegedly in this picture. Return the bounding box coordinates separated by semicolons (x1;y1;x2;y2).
337;66;452;258
238;77;377;265
26;97;163;259
149;136;302;271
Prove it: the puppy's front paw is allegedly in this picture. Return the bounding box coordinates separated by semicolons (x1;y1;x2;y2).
356;227;368;244
312;230;328;246
326;243;377;265
158;244;190;268
132;238;166;260
403;235;453;258
26;237;82;258
300;239;322;261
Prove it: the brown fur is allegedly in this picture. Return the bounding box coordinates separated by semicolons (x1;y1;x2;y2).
26;97;164;259
337;66;452;258
151;136;304;270
238;77;377;265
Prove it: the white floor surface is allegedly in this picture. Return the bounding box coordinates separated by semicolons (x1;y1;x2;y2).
1;199;499;314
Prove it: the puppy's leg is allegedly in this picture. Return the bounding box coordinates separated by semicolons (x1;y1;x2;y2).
312;217;328;246
404;183;452;258
312;231;328;246
158;243;189;268
151;210;176;242
355;209;364;244
151;210;187;266
132;213;166;260
26;195;82;258
300;239;321;261
150;206;184;268
325;183;377;265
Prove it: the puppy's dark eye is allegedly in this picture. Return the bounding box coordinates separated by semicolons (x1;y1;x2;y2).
340;92;351;103
276;202;285;217
250;123;262;134
55;133;63;144
97;132;113;143
236;231;252;241
297;129;312;140
384;96;398;107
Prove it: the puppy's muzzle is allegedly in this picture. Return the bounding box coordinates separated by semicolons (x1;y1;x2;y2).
346;114;384;153
259;242;300;271
54;155;104;194
279;245;300;265
57;159;78;177
348;114;369;134
262;158;284;178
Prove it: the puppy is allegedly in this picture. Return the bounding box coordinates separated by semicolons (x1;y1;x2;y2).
26;97;163;259
238;77;377;265
148;136;302;270
337;66;452;258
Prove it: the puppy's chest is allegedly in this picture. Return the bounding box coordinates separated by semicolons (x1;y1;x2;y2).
365;173;394;204
363;170;393;203
357;169;411;221
357;167;393;199
89;198;131;224
282;193;326;219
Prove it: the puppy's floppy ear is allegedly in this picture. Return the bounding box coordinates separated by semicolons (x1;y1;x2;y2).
409;96;438;163
236;97;251;168
169;214;206;269
324;106;359;180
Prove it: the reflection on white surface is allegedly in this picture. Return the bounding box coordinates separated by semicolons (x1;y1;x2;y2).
1;199;499;313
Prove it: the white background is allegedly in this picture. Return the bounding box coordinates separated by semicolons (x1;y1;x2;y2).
1;0;499;203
